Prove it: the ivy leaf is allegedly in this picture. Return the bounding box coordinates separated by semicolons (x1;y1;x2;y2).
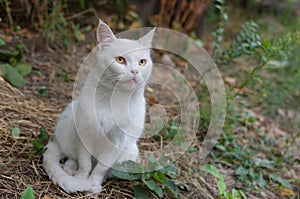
142;179;163;198
134;184;150;199
20;186;35;199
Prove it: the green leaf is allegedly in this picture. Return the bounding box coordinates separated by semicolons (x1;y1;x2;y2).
38;127;50;141
142;179;163;198
145;153;158;164
231;189;238;199
0;37;6;46
187;146;198;152
16;63;32;77
134;184;150;199
235;166;248;176
32;139;44;151
4;64;26;87
20;185;35;199
0;49;19;62
74;26;85;42
38;87;48;97
165;179;180;196
145;154;161;170
11;127;21;137
258;172;266;188
154;170;167;184
217;180;226;195
112;160;143;180
202;165;224;181
61;69;71;82
239;190;247;199
159;157;178;179
269;174;292;189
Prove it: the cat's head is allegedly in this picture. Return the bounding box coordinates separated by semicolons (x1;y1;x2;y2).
96;19;155;91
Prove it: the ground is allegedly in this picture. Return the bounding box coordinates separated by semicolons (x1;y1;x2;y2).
1;10;300;199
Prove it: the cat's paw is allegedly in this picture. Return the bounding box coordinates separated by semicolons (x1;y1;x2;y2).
74;169;89;180
89;183;102;193
63;159;78;176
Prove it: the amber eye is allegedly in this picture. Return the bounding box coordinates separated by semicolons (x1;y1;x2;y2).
115;56;126;64
139;59;147;66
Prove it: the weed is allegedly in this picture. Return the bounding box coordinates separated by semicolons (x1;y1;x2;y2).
0;38;32;87
202;164;247;199
112;155;181;198
28;127;50;160
38;87;48;97
212;0;229;60
20;185;34;199
11;127;21;137
208;1;299;191
60;69;72;82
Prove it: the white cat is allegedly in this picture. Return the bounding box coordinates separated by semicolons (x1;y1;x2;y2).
43;19;155;193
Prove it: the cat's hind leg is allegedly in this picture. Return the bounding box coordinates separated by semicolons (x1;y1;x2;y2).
63;158;78;176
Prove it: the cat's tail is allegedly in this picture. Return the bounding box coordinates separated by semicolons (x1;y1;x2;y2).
43;141;101;193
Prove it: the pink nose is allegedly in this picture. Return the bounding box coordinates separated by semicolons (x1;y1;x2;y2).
131;69;139;75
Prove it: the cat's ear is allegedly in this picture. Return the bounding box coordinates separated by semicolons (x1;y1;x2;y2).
97;19;116;45
138;28;156;48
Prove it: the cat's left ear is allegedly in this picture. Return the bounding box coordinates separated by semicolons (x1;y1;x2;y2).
138;28;156;48
97;19;116;45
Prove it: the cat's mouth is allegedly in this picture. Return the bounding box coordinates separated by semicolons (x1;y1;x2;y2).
129;78;137;84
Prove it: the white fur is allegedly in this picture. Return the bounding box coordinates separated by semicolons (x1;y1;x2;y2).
43;20;155;193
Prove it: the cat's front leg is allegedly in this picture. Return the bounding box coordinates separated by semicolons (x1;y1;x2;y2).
104;143;139;180
74;144;92;179
88;161;108;188
88;146;122;186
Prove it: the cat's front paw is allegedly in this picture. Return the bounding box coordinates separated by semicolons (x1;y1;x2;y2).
88;177;102;193
89;183;102;193
74;170;89;180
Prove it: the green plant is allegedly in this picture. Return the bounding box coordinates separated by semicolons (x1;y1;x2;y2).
112;155;181;198
41;1;72;50
0;38;32;87
41;1;96;51
28;127;50;160
202;165;247;199
60;69;72;82
38;86;49;97
11;127;21;137
212;0;229;60
20;185;35;199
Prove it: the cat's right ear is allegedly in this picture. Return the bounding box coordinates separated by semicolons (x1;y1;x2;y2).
97;19;116;46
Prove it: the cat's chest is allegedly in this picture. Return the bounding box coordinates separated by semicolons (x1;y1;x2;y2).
95;97;145;132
